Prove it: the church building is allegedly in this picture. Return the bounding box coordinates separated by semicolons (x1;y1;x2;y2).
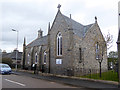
22;5;108;76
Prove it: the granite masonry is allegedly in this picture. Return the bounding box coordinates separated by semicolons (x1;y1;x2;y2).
22;6;108;76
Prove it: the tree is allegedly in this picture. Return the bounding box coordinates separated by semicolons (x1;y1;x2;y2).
108;51;118;70
98;42;106;77
104;31;113;50
108;51;118;58
2;58;13;67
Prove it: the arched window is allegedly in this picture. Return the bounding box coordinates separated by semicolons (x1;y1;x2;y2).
96;42;99;60
57;32;62;56
27;53;30;64
35;53;38;63
44;51;47;64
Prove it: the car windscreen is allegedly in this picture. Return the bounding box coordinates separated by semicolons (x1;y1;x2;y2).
0;65;9;68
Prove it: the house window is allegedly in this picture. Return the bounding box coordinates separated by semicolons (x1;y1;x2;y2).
44;51;47;64
35;53;38;63
27;53;30;64
57;32;62;56
96;42;99;60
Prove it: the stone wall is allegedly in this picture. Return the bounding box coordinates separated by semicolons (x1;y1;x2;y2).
24;11;108;77
49;12;74;75
73;23;108;76
25;45;49;73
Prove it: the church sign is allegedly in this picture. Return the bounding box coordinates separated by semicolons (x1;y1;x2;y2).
56;59;62;64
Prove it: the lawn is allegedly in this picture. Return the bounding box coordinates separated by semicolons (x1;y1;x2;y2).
81;70;119;82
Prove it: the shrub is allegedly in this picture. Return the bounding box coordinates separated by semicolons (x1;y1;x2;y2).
2;58;13;67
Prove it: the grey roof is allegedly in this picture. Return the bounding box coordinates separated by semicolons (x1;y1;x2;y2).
62;14;94;37
26;11;94;47
27;35;48;48
2;50;22;60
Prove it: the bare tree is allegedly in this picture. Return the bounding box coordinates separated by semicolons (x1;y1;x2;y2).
104;31;113;50
97;41;106;78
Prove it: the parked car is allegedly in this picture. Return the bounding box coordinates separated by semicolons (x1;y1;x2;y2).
0;63;12;74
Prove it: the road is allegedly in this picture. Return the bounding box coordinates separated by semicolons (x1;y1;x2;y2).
2;74;77;88
1;73;119;90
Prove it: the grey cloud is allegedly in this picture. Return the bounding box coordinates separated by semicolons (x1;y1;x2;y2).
2;2;55;22
1;1;117;52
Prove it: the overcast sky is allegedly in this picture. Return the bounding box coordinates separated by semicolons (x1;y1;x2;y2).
0;0;119;53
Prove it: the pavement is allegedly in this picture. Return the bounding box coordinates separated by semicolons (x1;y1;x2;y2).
12;69;119;89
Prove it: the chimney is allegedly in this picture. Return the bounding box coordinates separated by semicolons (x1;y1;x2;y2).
38;28;43;38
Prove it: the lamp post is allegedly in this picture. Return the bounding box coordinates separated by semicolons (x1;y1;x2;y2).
12;29;19;71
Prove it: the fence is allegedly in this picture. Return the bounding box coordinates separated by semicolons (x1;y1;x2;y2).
74;68;118;82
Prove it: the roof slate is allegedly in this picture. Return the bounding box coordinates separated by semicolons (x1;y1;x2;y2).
2;50;22;60
26;11;94;47
62;14;94;37
26;35;48;48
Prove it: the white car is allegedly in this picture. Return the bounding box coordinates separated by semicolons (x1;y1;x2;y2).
0;63;12;74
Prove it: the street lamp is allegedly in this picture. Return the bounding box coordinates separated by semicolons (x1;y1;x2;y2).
12;29;19;71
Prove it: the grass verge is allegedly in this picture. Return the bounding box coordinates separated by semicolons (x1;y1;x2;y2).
81;70;118;82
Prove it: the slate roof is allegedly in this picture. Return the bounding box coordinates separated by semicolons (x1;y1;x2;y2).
26;35;48;48
2;50;22;60
26;11;94;47
62;14;94;37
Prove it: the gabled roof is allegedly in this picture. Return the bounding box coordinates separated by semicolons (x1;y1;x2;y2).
10;50;22;60
61;12;94;37
26;10;94;47
26;35;48;48
2;50;22;60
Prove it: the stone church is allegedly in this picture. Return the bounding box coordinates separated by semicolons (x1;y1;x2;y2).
22;6;108;76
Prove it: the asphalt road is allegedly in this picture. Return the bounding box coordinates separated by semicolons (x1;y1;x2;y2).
1;73;119;90
2;74;77;88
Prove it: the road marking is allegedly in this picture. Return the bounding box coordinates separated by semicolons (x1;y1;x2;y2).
5;79;26;87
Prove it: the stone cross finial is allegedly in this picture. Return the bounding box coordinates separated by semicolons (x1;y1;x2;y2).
57;4;61;10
